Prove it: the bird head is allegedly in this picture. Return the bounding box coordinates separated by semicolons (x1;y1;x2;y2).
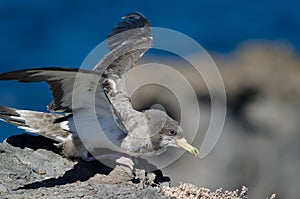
145;109;199;157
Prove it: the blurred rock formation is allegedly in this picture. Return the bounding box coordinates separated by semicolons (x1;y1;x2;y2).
129;40;299;198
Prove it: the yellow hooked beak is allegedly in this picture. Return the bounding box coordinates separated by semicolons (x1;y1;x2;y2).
176;138;199;157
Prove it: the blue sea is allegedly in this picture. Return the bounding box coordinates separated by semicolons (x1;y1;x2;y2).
0;0;300;141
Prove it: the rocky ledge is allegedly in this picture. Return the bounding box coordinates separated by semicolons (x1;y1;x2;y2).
0;133;275;199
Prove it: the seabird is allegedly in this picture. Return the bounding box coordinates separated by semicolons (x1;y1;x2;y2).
0;12;199;164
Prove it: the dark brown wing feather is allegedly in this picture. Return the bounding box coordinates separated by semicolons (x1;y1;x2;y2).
93;12;153;77
0;68;101;112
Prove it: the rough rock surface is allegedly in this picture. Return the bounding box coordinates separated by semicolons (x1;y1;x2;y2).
0;134;169;198
0;134;275;198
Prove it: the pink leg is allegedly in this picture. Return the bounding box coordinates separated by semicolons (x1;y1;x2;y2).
81;153;134;170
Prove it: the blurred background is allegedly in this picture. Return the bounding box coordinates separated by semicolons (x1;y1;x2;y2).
0;1;300;198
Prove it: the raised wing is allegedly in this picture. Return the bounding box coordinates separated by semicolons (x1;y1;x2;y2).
92;12;153;134
0;68;102;112
93;12;153;77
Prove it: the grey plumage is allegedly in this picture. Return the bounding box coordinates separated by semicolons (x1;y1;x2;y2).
0;12;199;160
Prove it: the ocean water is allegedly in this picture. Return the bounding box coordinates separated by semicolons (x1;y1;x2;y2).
0;0;300;140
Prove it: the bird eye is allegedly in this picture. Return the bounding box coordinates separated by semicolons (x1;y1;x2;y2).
168;129;177;136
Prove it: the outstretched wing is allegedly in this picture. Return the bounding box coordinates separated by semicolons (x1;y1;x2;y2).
0;67;103;112
91;12;152;134
0;68;127;150
93;12;153;77
92;12;153;133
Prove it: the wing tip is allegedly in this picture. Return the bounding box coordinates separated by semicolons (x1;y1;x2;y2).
108;12;151;39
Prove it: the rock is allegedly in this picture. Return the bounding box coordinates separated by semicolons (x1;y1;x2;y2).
0;184;7;193
0;133;268;198
0;134;169;198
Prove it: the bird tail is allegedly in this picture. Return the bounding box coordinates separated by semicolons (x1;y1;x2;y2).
0;106;72;143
